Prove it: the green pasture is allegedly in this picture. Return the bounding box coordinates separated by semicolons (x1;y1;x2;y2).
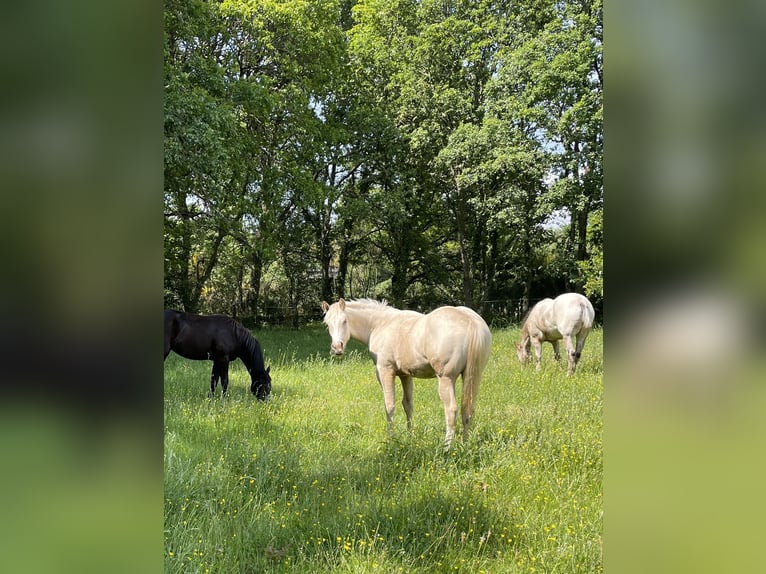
164;326;602;573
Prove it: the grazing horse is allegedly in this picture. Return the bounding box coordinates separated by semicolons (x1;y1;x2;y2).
516;293;595;375
164;309;271;399
321;298;492;450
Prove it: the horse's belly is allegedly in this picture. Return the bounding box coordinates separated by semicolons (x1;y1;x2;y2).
173;347;212;361
172;336;224;361
544;329;563;341
399;363;436;378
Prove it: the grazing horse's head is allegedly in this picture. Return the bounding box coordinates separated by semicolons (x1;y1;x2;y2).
250;366;271;400
321;298;349;356
515;342;530;363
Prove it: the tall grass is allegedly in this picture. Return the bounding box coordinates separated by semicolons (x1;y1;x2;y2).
164;326;602;573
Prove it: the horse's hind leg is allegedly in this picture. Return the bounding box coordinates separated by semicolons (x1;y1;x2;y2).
220;362;230;397
437;375;458;450
400;376;414;432
210;363;221;397
572;330;590;374
564;335;577;375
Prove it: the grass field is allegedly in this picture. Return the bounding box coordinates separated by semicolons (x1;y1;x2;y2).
164;326;602;573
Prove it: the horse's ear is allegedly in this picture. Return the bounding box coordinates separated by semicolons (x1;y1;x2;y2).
338;298;346;310
321;301;329;313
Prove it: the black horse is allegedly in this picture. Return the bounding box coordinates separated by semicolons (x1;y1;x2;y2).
164;310;271;399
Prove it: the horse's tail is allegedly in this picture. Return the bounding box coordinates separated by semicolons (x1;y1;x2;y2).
164;309;181;359
579;296;596;330
461;316;493;418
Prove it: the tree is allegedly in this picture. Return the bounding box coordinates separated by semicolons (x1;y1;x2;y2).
493;0;603;283
577;208;603;301
163;0;603;323
164;0;249;312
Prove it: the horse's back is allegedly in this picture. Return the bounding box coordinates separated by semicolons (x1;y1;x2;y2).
422;306;492;375
369;306;490;378
524;298;555;336
164;309;239;360
423;306;488;342
526;298;554;326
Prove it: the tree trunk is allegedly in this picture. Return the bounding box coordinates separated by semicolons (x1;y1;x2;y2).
390;236;409;308
576;207;589;261
522;278;531;319
454;192;474;308
178;223;195;312
483;230;498;315
247;248;263;322
320;238;333;303
460;238;473;308
234;254;244;319
337;240;350;299
189;229;225;313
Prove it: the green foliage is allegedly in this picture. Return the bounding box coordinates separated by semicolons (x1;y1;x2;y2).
164;0;602;319
165;327;603;572
577;209;603;300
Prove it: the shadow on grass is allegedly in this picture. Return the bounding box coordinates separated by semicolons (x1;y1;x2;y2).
231;433;526;572
163;325;566;572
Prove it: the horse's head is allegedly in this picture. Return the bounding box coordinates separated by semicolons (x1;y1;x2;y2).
515;342;530;363
321;298;349;356
250;366;271;400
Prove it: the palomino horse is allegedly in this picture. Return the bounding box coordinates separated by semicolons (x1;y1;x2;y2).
516;293;595;375
164;310;272;399
321;298;492;450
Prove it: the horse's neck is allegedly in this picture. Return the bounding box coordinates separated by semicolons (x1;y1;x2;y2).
519;323;531;347
239;336;265;375
346;307;385;347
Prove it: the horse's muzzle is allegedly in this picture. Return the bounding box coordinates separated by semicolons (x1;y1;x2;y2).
330;341;345;355
251;381;271;401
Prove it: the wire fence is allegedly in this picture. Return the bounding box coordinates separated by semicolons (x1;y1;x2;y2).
247;299;537;329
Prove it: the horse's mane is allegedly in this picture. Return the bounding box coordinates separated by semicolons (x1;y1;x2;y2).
520;306;534;329
519;299;546;334
346;298;390;310
232;320;264;368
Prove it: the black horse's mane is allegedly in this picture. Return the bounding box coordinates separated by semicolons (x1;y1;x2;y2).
232;320;265;370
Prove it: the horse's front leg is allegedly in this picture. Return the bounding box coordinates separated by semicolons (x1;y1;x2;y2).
551;340;561;362
400;376;414;432
376;366;397;437
437;375;458;451
532;338;543;370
